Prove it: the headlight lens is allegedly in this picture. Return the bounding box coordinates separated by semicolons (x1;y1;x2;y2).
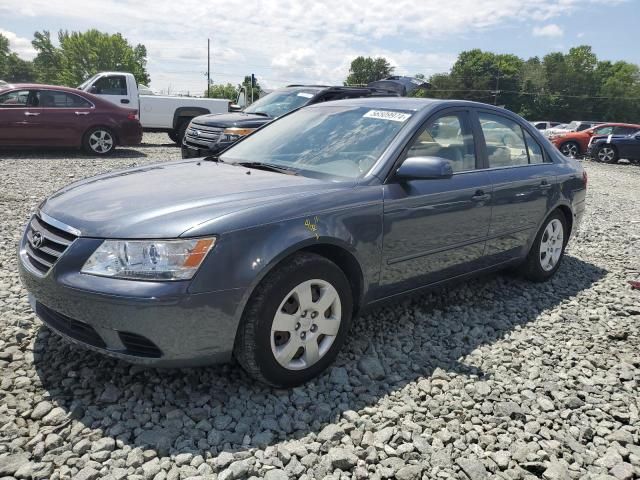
223;127;255;141
81;238;216;280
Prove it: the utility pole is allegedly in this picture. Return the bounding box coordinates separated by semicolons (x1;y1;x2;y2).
207;38;211;98
493;70;500;106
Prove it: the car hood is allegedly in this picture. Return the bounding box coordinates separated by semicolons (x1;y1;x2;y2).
191;112;272;129
40;160;350;238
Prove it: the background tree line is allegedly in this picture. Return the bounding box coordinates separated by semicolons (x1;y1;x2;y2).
346;47;640;122
0;29;149;86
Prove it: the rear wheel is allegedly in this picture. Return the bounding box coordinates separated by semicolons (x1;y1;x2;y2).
596;144;618;164
174;120;190;145
560;141;580;157
83;127;115;155
234;253;353;387
520;211;567;282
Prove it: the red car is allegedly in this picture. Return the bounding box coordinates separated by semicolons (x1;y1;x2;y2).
0;84;142;155
550;122;640;157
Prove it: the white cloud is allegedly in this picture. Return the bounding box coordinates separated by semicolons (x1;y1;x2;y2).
0;29;37;60
532;24;564;38
0;0;625;92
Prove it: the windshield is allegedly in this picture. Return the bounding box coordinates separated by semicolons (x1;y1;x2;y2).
77;73;101;90
244;88;320;117
220;105;413;179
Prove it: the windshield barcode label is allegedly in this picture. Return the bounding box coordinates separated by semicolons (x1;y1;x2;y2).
363;110;411;122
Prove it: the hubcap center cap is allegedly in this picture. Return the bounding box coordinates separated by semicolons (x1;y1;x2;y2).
299;313;312;330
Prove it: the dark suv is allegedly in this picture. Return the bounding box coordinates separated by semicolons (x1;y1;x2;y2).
181;78;429;158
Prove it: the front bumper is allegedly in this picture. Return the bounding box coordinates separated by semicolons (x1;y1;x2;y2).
181;138;233;159
18;227;245;367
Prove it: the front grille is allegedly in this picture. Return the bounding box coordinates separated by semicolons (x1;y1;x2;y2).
36;303;106;349
118;331;162;358
24;215;77;275
185;124;224;143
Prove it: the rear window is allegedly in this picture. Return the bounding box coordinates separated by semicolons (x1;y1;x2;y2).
38;91;92;108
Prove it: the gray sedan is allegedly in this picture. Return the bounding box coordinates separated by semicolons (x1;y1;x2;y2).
19;98;587;387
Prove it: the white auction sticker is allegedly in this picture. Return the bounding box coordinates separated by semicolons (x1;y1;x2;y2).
363;110;411;122
297;92;314;98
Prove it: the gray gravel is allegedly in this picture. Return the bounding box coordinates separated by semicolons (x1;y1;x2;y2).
0;138;638;480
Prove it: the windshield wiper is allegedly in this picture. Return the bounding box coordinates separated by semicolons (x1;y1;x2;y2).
245;111;269;117
235;161;298;175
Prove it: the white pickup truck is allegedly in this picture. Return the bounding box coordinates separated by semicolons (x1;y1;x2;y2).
78;72;230;143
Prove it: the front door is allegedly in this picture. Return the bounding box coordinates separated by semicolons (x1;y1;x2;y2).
380;110;493;295
0;89;43;145
477;110;557;262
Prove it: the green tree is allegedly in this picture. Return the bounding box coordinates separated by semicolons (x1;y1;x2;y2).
241;75;261;104
53;29;149;86
31;31;62;83
0;33;35;82
345;56;394;85
205;82;238;101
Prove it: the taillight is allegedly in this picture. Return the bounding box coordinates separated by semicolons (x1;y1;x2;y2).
583;170;588;188
127;111;139;120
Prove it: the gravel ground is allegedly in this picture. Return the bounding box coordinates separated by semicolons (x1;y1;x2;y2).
0;136;638;480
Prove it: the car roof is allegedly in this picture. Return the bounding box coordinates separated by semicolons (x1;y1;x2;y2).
4;83;87;93
307;97;498;112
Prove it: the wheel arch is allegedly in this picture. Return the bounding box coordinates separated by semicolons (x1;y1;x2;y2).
172;107;210;129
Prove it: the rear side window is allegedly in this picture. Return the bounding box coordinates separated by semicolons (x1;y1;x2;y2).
38;91;92;108
613;126;637;135
405;112;477;172
523;130;545;164
479;113;528;167
593;125;614;136
93;76;128;95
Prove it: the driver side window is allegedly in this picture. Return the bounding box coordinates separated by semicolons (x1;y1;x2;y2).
405;112;477;172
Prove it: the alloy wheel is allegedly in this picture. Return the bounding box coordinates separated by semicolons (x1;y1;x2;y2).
539;218;564;272
270;279;341;370
597;146;616;163
89;130;114;154
561;143;578;157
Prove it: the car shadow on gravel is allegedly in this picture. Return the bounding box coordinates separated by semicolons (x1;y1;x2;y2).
0;148;147;159
32;255;607;457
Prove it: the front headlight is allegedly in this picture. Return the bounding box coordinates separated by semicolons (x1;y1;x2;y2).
223;127;255;141
81;238;216;280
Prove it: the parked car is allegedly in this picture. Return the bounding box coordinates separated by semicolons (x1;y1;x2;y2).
550;123;640;157
587;130;640;163
77;72;230;144
19;98;586;387
181;77;429;158
543;120;603;138
0;83;142;155
531;121;562;131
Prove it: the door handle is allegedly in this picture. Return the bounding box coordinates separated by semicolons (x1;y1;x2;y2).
471;190;491;202
74;111;90;115
539;180;552;190
24;111;40;116
120;99;130;104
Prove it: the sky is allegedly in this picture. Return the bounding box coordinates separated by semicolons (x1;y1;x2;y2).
0;0;638;95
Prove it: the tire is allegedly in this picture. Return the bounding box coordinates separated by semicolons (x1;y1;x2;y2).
168;131;179;143
596;144;618;164
520;210;567;282
234;252;353;388
174;120;190;145
559;141;580;158
83;127;116;155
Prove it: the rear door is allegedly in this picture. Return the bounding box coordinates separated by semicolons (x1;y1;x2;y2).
380;109;493;295
476;110;558;262
0;89;43;145
37;90;94;146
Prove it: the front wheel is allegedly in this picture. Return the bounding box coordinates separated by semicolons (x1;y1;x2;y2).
596;145;618;164
234;253;353;387
519;211;567;282
83;127;115;155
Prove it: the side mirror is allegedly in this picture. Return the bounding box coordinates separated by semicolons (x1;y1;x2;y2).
89;85;98;94
395;156;453;180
